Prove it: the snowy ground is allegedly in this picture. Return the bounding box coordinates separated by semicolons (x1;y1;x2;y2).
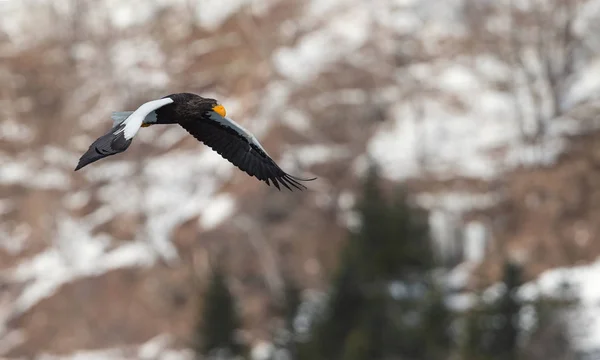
2;0;600;357
518;258;600;352
447;257;600;353
38;334;193;360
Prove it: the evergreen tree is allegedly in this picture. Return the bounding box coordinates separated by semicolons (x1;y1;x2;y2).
282;276;302;335
297;255;366;360
350;167;432;283
418;282;455;359
460;300;492;360
275;275;303;360
490;261;521;359
521;279;579;360
459;261;582;360
459;261;523;360
298;164;453;360
194;266;246;360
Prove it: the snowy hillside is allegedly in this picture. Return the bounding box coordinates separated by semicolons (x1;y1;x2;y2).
2;0;600;358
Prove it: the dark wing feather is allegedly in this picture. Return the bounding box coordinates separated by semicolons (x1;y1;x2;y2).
74;124;132;171
179;119;315;191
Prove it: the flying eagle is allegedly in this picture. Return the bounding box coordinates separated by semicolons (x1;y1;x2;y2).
74;93;315;191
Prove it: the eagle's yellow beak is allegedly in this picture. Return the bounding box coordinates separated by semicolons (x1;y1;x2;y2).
212;104;227;118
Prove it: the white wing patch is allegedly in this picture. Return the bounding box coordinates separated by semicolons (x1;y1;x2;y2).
122;98;174;140
208;112;270;155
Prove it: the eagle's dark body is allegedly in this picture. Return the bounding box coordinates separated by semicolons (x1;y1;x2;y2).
75;93;315;191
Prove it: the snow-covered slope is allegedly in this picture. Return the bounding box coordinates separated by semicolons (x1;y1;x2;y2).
2;0;600;357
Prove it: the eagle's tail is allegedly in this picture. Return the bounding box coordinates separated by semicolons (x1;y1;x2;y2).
110;111;134;128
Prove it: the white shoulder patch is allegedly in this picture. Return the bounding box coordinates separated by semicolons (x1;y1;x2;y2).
122;97;174;140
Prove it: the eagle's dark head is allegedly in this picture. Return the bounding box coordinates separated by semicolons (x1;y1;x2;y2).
157;93;227;123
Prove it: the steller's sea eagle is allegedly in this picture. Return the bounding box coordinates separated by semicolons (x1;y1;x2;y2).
74;93;316;191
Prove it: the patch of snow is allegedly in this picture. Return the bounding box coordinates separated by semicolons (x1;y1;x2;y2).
82;161;136;182
103;0;171;29
446;292;477;312
563;57;600;108
548;116;584;137
110;38;169;89
340;210;360;231
281;108;312;133
199;194;236;230
474;55;512;82
0;221;29;256
274;30;334;80
83;206;120;229
294;289;327;337
36;333;193;360
418;97;517;178
0;158;71;190
367;103;421;180
251;341;275;360
6;215;157;316
76;92;123;132
252;81;293;136
335;191;360;227
415;191;502;213
305;0;346;17
281;144;351;168
38;349;126;360
481;283;506;304
0;0;38;45
0;119;34;142
436;64;481;93
102;241;157;269
463;221;488;263
445;262;477;291
429;209;461;261
452;258;600;352
29;168;71;190
273;4;371;82
572;0;600;49
154;126;190;149
62;191;91;210
194;0;260;31
372;1;422;35
140;150;234;262
0;161;30;184
312;89;368;109
517;258;600;352
367;57;573;181
137;334;174;359
71;42;98;62
337;191;355;211
42;146;80;168
505;137;568;168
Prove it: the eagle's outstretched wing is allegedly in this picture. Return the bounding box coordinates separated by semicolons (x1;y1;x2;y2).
180;112;316;191
74;97;174;171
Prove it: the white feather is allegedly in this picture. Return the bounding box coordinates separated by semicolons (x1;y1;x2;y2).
122;98;174;140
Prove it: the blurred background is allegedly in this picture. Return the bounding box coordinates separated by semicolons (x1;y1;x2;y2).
1;0;600;359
